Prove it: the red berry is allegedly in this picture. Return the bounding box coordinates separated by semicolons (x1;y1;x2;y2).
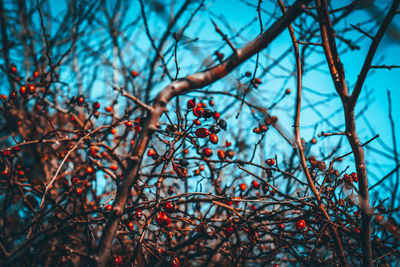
92;101;100;110
209;133;218;144
33;71;39;78
187;98;196;109
171;257;180;267
157;211;171;227
278;223;285;230
217;150;225;159
285;88;291;94
86;166;94;174
162;201;175;213
126;121;133;127
226;226;234;236
225;141;231;147
10;91;17;99
194;119;201;125
252;180;260;189
20;85;27;95
245;71;252;77
28;84;36;93
351;172;358;182
128;221;134;231
202;148;212;157
266;158;275;166
254;78;261;84
239;183;247;191
131;70;139;77
114;256;122;264
147;148;157;157
10;66;17;73
76;187;83;195
260;125;268;132
105;106;113;112
296;219;306;231
375;215;384;223
193;105;204;117
77;96;85;104
344;174;351;183
311;137;317;144
253;127;260;134
213;112;220;120
105;204;112;211
195;128;210;138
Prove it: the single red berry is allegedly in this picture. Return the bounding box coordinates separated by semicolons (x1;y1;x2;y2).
296;219;306;231
147;148;157;157
126;121;133;127
209;133;218;144
253;127;260;134
114;256;122;264
76;187;83;195
33;71;39;78
260;125;268;132
105;106;113;112
351;172;358;182
171;257;180;267
245;71;252;77
278;223;285;230
77;96;85;104
10;66;17;73
203;148;212;157
86;166;94;174
20;85;27;95
92;101;100;110
217;150;225;159
193;105;204;117
213;112;220;120
252;180;260;189
162;201;175;213
225;141;231;147
239;183;247;191
266;158;275;166
183;149;189;155
128;221;134;231
131;70;139;77
285;88;291;94
254;78;261;84
374;215;384;223
311;137;317;144
226;226;234;236
271;116;278;123
105;204;112;211
194;119;201;126
28;84;36;93
187;98;196;109
195;128;210;138
209;100;215;106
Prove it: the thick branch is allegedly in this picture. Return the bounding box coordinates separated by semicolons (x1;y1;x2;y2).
94;0;311;265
